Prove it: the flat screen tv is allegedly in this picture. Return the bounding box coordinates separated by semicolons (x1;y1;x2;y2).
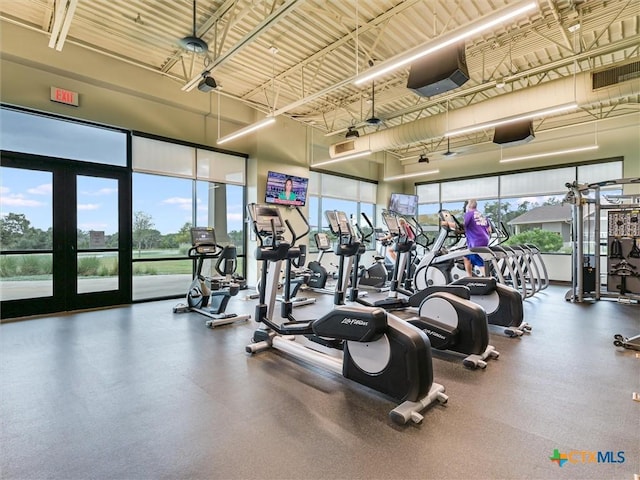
388;193;418;216
265;171;308;207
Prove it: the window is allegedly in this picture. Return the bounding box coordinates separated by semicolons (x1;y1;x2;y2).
416;160;622;253
308;172;377;252
1;107;126;166
0;167;53;300
131;135;246;300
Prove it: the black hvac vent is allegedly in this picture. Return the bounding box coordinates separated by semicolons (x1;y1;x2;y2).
592;61;640;90
407;43;469;97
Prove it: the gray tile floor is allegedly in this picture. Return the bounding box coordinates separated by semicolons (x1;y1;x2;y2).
1;284;639;480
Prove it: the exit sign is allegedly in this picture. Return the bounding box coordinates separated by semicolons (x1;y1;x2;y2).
50;86;79;106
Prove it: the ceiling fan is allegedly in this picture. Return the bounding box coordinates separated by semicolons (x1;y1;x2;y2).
178;0;209;54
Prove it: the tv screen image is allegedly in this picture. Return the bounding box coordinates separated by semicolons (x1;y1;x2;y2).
388;193;418;216
264;171;308;207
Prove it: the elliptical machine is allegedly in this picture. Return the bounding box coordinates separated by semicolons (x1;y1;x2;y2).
251;208;316;309
245;204;448;425
412;210;530;337
173;227;251;328
352;211;414;311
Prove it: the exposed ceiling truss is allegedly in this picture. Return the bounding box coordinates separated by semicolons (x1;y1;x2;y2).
1;0;638;160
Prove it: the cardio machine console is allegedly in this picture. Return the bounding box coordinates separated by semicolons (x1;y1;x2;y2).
382;211;401;236
314;232;331;250
191;227;218;254
248;204;285;238
439;209;464;234
325;210;353;239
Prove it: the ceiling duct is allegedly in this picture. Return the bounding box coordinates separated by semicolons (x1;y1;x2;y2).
329;70;639;158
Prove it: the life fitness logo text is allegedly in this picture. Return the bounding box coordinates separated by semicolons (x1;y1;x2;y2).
549;449;625;467
341;318;368;327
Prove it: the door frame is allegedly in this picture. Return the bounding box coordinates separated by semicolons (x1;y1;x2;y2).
1;151;132;319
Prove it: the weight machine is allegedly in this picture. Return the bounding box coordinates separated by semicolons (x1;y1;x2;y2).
564;178;640;351
565;177;640;303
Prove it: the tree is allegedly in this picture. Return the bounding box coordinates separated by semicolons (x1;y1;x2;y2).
506;228;563;253
133;211;155;256
0;213;52;249
483;201;512;221
176;222;192;246
228;230;243;249
105;232;119;248
0;213;31;247
141;229;162;250
76;229;90;249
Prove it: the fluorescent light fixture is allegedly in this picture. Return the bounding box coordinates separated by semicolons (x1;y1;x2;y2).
445;102;578;137
216;117;276;145
312;150;372;167
384;169;440;181
500;145;599;163
354;0;536;86
48;0;78;51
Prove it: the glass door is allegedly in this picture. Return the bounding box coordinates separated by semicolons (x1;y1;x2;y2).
1;153;131;319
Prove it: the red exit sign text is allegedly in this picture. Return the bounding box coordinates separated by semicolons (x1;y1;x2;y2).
50;87;79;106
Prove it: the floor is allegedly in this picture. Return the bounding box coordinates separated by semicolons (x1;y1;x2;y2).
1;284;638;480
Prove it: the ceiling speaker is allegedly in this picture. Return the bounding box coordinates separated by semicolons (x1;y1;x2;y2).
493;120;535;146
407;43;469;97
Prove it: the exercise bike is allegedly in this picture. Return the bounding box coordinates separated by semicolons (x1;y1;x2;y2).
356;217;393;292
245;203;448;425
173;227;251;328
306;232;337;294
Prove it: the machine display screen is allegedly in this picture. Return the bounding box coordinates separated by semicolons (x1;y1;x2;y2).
191;227;216;246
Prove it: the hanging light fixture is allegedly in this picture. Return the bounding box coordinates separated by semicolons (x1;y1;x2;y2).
500;145;599;163
354;0;537;86
384;169;440;181
216;117;276;145
312;150;372;167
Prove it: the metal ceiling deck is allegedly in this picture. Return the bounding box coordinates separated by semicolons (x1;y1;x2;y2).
1;0;638;158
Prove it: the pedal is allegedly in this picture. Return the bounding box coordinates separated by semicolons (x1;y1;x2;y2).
305;334;344;350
